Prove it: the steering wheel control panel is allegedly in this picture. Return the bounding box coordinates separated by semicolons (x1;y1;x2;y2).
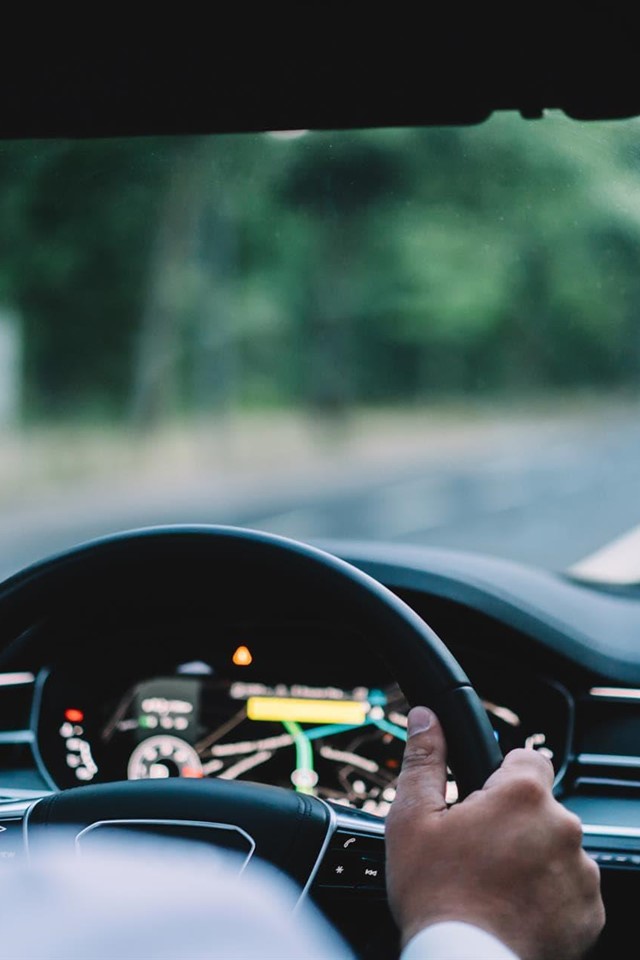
315;829;386;895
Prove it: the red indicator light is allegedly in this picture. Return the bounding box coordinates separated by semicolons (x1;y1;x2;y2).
182;767;203;779
65;709;84;723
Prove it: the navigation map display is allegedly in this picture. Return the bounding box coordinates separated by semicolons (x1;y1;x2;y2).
44;663;555;808
99;676;409;816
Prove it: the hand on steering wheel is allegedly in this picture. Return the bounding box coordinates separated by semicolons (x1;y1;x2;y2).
0;526;502;898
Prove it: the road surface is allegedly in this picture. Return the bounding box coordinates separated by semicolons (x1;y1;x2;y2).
0;406;639;581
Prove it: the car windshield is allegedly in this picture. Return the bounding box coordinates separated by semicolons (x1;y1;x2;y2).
1;111;639;581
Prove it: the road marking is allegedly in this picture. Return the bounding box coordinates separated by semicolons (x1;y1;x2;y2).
570;522;640;583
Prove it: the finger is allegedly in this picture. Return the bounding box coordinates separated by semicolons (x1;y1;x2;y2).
393;706;448;814
482;747;555;793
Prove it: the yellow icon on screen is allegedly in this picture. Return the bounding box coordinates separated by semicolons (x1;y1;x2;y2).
232;646;253;667
247;696;366;725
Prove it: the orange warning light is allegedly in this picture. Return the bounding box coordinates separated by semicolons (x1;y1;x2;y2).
65;708;84;723
232;645;253;667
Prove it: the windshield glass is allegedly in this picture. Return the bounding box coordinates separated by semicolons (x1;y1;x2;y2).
1;112;639;580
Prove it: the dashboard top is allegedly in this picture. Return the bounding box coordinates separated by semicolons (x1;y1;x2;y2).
321;540;640;685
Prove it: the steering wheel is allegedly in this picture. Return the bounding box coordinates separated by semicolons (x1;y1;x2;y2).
0;526;502;899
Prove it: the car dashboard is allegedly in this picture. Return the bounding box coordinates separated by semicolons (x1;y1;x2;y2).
1;619;571;801
0;538;639;957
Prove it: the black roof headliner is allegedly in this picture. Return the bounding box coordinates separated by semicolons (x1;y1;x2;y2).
3;25;640;139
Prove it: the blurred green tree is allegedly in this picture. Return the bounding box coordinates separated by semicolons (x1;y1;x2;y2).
1;113;640;424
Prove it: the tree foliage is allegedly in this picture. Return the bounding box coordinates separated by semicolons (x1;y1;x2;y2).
1;112;640;422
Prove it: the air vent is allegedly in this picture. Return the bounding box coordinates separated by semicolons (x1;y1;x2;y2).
0;674;34;733
575;754;640;794
575;691;640;794
582;828;640;870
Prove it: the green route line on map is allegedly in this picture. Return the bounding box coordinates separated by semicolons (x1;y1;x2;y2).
259;707;408;795
282;720;315;794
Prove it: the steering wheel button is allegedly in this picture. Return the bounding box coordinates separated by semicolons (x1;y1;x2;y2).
331;831;385;855
333;833;361;852
316;852;358;887
355;855;386;889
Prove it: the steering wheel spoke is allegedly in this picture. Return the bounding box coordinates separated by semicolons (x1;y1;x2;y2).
0;799;33;867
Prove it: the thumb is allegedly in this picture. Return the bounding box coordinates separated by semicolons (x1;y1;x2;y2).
393;706;448;814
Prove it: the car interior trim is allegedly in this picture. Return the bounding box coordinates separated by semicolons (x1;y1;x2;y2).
0;799;36;821
0;790;52;803
296;799;338;907
576;778;640;791
74;819;257;871
331;807;386;838
0;673;34;687
22;796;41;861
582;824;640;839
0;731;34;745
322;541;640;683
28;669;57;793
577;754;640;769
589;687;640;701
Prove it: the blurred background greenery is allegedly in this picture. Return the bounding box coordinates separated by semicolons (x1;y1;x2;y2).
1;112;639;428
1;112;640;575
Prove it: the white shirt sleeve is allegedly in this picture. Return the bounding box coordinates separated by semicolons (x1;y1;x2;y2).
0;835;355;960
0;834;524;960
401;921;520;960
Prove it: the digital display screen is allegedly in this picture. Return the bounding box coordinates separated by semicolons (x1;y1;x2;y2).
40;660;561;812
94;677;409;816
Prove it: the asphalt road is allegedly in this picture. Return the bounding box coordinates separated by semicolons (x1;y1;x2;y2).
1;408;639;581
242;414;640;572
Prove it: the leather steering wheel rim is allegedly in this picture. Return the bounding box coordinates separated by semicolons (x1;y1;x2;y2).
0;525;502;799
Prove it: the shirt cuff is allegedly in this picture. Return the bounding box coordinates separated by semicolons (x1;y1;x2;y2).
401;921;520;960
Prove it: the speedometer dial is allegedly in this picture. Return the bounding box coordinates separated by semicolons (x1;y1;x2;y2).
127;735;203;780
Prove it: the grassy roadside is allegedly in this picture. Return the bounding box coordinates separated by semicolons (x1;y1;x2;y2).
0;393;636;510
